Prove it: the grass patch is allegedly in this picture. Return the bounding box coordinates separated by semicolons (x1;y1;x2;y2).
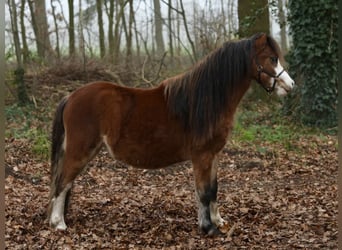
234;119;295;143
5;103;51;160
28;128;50;160
231;101;332;152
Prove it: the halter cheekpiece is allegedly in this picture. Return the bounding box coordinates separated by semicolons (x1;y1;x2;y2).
254;52;285;94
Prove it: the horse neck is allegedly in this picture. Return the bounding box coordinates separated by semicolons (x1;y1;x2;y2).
221;78;252;123
229;78;252;109
163;39;256;144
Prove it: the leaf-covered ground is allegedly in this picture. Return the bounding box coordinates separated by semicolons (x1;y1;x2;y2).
5;77;338;249
5;129;338;249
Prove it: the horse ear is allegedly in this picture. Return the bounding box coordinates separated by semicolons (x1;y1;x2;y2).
254;33;267;50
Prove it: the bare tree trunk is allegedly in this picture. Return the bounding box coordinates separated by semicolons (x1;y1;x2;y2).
179;0;197;62
114;0;129;63
278;0;288;53
68;0;75;57
106;0;115;61
150;11;155;56
51;0;60;60
121;4;127;52
136;2;151;60
85;27;94;57
238;0;270;37
176;0;181;61
27;0;38;54
228;0;234;39
8;0;29;105
112;0;128;64
20;0;29;64
33;0;52;60
192;2;199;52
106;0;129;64
97;0;105;58
167;0;174;64
153;0;165;57
133;9;141;63
78;0;86;73
8;0;22;68
220;0;227;39
125;0;134;66
8;0;23;68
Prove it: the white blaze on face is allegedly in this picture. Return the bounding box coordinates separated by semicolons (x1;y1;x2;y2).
272;61;295;97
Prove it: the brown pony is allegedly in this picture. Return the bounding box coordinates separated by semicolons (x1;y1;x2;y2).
48;33;294;235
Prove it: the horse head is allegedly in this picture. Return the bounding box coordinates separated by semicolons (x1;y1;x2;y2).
252;33;295;96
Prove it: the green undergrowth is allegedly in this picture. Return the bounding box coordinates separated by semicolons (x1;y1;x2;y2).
231;100;336;153
6;103;52;160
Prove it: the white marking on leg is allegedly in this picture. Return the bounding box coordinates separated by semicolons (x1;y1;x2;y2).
103;135;115;158
62;134;67;151
195;190;211;230
209;158;225;227
50;183;72;230
210;202;225;227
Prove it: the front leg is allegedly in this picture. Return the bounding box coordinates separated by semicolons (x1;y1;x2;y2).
210;201;226;227
193;156;224;236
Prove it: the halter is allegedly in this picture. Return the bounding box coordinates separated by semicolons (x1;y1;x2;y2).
254;53;285;94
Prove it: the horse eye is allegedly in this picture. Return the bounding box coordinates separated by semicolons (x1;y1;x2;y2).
270;57;278;64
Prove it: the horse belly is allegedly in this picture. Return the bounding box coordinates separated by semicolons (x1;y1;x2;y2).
112;129;188;169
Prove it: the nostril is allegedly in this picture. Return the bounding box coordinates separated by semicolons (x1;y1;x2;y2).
291;81;295;87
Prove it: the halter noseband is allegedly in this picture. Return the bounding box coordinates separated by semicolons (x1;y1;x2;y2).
254;54;285;94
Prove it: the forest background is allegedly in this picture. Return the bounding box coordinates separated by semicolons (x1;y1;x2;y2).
4;0;338;249
5;0;338;127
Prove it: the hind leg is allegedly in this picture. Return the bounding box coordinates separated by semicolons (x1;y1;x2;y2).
49;181;72;230
49;139;102;230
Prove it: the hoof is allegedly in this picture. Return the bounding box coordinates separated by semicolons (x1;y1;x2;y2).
55;223;67;231
50;217;67;231
208;227;224;237
202;224;224;237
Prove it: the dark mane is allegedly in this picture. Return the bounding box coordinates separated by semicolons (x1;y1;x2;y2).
164;35;260;141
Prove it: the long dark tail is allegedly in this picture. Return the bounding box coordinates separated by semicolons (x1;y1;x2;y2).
51;97;68;172
48;97;68;217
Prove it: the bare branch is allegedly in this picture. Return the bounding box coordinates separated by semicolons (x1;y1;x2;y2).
160;0;183;15
137;51;168;87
